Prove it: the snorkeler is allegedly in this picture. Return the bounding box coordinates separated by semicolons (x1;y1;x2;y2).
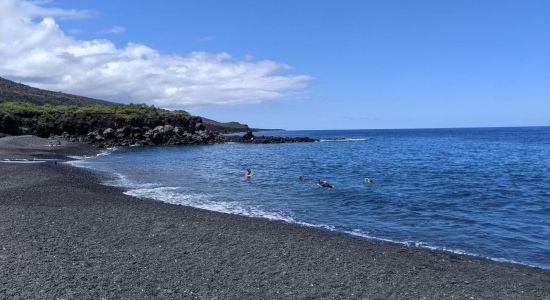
318;179;334;189
245;169;253;178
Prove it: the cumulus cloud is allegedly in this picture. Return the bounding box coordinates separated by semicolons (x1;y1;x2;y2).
0;0;313;108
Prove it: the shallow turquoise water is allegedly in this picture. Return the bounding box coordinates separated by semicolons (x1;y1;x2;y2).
72;127;550;269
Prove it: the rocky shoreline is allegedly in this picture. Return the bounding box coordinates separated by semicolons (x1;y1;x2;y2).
1;110;316;147
53;127;316;148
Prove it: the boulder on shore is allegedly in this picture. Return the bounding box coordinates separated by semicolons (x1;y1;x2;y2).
243;131;254;140
103;128;115;139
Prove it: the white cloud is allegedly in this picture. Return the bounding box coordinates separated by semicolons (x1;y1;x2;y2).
103;26;126;34
0;0;91;20
0;0;313;109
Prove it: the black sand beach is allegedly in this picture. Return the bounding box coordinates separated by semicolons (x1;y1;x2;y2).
1;136;549;299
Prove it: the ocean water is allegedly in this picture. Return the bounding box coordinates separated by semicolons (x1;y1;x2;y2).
70;127;550;269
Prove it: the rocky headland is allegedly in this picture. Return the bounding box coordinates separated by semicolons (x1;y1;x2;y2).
0;76;315;146
0;104;316;148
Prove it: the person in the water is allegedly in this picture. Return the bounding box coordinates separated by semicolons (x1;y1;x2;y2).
318;179;334;189
299;176;305;182
245;169;253;177
364;177;374;184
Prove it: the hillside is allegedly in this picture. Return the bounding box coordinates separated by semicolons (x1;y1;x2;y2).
201;117;251;133
0;76;250;133
0;77;115;106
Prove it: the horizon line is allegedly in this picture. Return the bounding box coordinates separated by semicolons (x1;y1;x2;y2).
265;125;550;131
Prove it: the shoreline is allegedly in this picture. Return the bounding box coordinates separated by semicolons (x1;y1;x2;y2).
79;155;546;271
1;136;549;298
69;140;546;271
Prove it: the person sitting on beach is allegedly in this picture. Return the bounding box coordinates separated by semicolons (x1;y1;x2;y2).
318;179;334;189
245;169;253;178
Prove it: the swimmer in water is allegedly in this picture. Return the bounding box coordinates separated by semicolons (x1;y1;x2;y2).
245;169;253;178
364;177;374;184
299;176;305;182
318;179;334;189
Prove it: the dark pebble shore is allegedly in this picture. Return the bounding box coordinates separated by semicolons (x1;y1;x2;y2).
1;136;549;299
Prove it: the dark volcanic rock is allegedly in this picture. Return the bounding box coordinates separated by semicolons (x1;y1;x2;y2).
1;114;19;135
115;126;130;138
163;125;174;134
243;131;254;140
151;132;164;144
0;110;317;147
103;128;115;139
134;133;146;141
195;122;205;131
173;126;183;136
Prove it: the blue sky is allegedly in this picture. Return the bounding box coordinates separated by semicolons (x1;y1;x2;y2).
2;0;549;129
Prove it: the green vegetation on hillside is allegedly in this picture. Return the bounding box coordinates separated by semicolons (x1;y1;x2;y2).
0;101;190;118
0;77;252;133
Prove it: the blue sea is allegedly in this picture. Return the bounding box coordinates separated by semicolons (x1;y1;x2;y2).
70;127;550;269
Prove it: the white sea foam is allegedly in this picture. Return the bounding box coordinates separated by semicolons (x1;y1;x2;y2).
64;148;115;167
104;173;161;189
66;155;85;160
64;159;89;167
123;185;297;223
0;159;46;164
343;228;538;268
97;149;115;156
66;148;113;160
319;138;368;142
125;184;341;231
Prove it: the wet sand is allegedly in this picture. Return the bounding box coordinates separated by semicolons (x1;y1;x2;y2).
0;136;549;299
